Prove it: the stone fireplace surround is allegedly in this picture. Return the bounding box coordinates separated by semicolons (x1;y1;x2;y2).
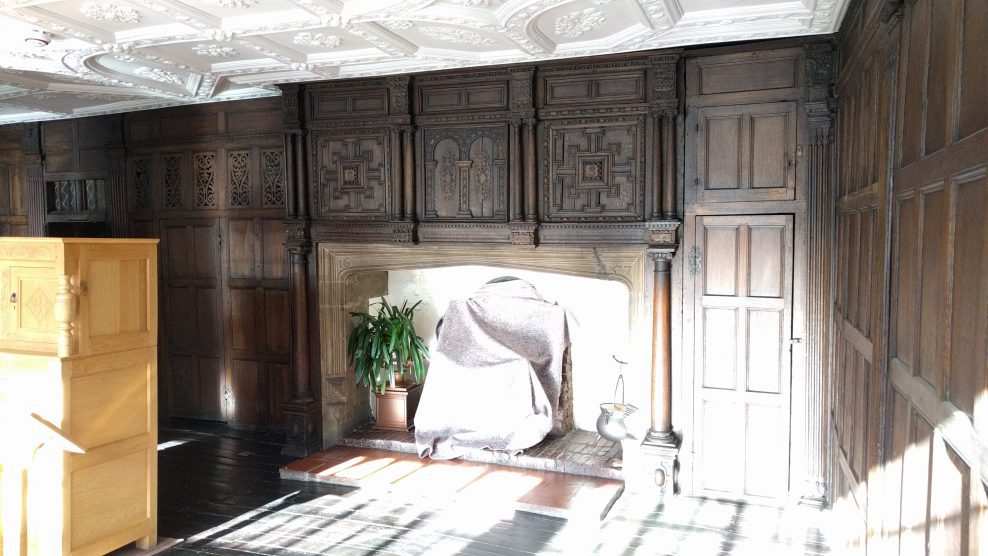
317;243;650;447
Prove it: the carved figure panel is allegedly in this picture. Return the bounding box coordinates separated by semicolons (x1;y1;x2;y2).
313;132;391;219
542;116;646;222
421;125;508;221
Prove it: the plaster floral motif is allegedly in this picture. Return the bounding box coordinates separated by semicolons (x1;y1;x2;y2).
204;0;258;8
418;26;496;46
554;8;606;39
135;66;183;85
382;20;414;30
449;0;503;7
193;44;238;57
80;3;141;23
293;32;342;48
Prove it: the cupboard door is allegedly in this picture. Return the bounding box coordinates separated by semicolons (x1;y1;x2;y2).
690;214;795;500
693;102;797;204
1;263;58;345
160;219;225;421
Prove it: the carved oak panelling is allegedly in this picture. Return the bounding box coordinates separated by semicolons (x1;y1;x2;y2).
261;149;285;208
228;150;250;207
421;125;508;221
309;88;389;120
418;84;508;115
312;131;391;220
132;156;152;210
541;72;646;107
541;116;646;222
194;152;217;208
163;154;183;208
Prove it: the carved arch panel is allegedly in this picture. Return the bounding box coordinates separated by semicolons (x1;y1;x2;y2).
420;124;508;221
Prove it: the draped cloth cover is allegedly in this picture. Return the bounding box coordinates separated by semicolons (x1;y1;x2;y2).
414;279;570;459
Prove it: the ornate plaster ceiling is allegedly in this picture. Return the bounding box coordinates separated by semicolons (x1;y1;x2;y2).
0;0;848;124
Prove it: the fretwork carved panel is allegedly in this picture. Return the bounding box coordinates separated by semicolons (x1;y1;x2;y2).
421;125;508;221
313;131;391;220
228;150;250;207
542;116;645;222
261;149;285;208
194;152;217;208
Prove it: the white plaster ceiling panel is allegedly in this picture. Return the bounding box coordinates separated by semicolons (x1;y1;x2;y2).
0;0;849;124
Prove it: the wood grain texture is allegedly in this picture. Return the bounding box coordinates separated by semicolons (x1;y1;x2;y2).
834;0;988;552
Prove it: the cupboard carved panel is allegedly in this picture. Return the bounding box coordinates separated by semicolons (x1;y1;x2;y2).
420;125;508;221
312;131;392;220
541;116;646;222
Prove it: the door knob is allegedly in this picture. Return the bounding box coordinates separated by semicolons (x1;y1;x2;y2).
9;292;15;304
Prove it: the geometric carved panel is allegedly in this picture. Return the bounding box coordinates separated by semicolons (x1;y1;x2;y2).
421;125;508;221
542;116;645;221
313;132;390;219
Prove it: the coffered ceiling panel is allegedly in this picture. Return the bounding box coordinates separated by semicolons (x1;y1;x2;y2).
0;0;848;124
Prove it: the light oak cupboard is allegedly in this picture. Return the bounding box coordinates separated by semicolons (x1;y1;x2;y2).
0;238;158;556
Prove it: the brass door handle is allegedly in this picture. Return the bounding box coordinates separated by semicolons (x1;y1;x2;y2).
9;292;15;304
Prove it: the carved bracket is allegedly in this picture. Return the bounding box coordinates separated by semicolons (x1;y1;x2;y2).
645;220;680;248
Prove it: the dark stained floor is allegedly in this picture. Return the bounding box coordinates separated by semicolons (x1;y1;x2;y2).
158;423;834;555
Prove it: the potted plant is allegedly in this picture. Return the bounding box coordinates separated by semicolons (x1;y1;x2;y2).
347;298;430;430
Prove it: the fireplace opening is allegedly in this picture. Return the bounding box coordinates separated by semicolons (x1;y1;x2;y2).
318;243;653;476
378;266;644;432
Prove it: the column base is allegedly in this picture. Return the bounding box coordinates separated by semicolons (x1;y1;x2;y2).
639;432;680;495
282;398;321;458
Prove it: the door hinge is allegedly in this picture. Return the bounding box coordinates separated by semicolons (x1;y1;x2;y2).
687;246;702;277
217;228;224;251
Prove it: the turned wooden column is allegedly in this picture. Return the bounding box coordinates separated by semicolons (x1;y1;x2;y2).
645;250;675;443
280;83;321;456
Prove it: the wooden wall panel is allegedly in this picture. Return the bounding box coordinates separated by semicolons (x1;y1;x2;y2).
834;0;988;553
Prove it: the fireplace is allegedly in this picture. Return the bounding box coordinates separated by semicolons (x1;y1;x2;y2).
316;243;651;447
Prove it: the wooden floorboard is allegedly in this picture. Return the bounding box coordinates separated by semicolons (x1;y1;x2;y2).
156;425;834;555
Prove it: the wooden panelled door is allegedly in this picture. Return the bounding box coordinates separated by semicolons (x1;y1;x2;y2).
690;214;794;499
160;218;225;421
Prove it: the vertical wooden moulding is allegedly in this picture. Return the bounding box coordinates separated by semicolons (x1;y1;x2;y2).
662;113;677;219
509;119;522;221
524;119;537;221
402;126;414;222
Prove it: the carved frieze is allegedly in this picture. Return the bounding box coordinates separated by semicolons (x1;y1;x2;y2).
542;116;646;222
312;131;391;220
421;125;508;221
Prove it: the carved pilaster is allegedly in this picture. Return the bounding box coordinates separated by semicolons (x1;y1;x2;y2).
283;219;320;456
661;112;677;219
523;118;537;222
21;124;43;237
401;125;415;221
801;103;835;508
642;248;679;494
509;119;523;222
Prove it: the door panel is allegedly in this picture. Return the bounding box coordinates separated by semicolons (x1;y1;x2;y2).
692;214;794;500
160;218;224;421
693;102;797;204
